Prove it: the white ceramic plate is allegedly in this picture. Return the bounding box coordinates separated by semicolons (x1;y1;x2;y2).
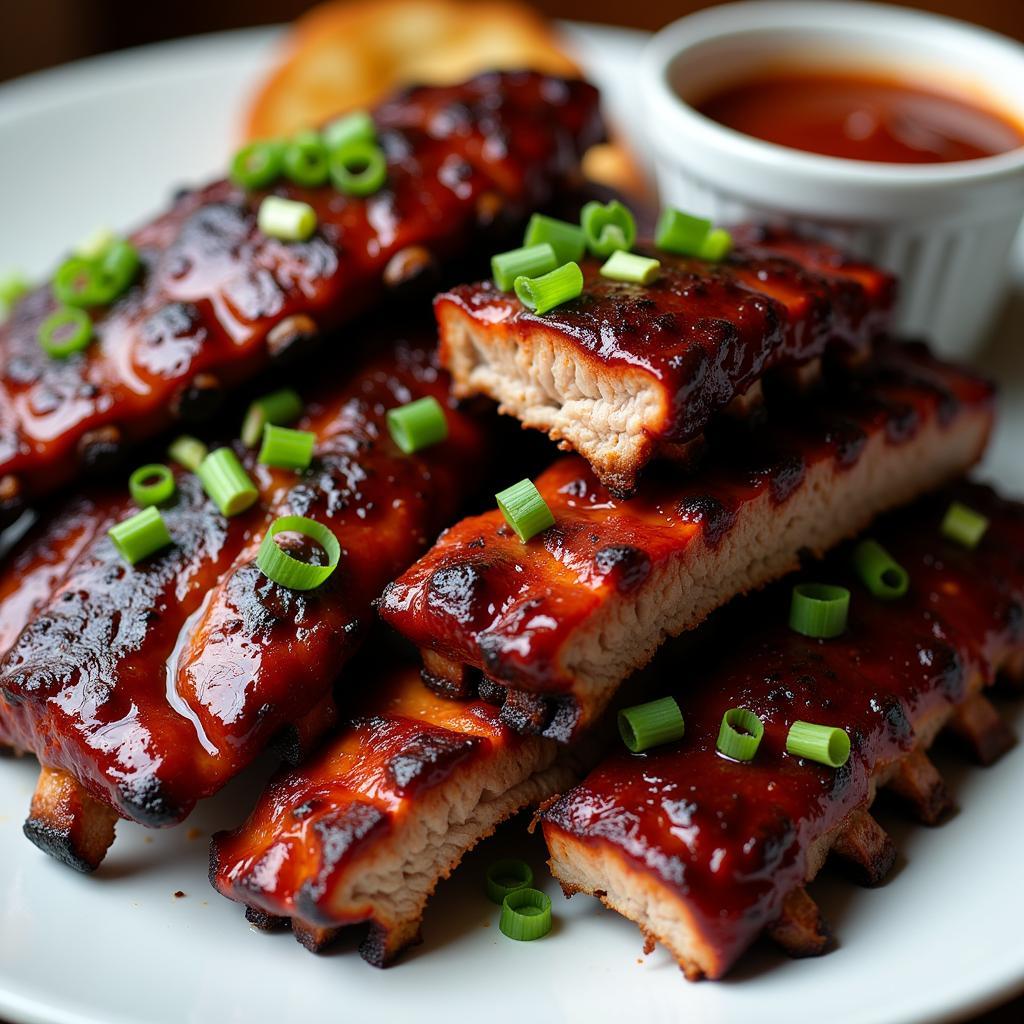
0;22;1022;1024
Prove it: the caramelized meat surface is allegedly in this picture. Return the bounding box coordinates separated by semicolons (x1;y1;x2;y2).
436;226;894;493
542;483;1024;979
378;344;994;740
0;72;602;522
0;339;488;862
211;662;574;966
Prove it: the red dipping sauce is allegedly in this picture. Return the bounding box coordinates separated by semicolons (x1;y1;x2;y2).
694;70;1024;163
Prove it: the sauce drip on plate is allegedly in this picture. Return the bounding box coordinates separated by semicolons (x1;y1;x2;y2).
694;70;1024;164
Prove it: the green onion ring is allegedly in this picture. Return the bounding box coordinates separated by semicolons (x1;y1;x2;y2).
328;140;388;197
256;515;341;591
38;306;93;358
618;696;685;753
386;396;448;455
786;721;851;768
851;539;909;600
495;478;555;543
485;859;534;905
716;708;764;762
129;464;176;507
499;888;552;941
283;130;330;188
941;501;989;550
522;213;586;265
108;506;173;565
230;140;285;190
789;583;850;639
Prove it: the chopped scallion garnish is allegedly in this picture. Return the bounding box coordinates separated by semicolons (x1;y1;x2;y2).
108;506;172;565
716;708;764;762
499;888;552;941
129;464;176;507
513;261;583;316
386;396;448;454
491;243;558;292
230;140;285;190
75;226;117;260
654;208;712;256
618;696;685;753
197;448;259;516
495;478;554;543
38;306;93;358
282;130;330;188
322;111;376;154
789;583;850;639
258;424;316;470
941;501;989;549
523;213;586;264
699;227;733;261
851;539;909;600
242;388;304;448
0;272;29;320
168;435;208;473
600;250;661;285
328;141;387;196
786;721;851;768
581;199;637;257
485;859;534;905
257;196;318;242
256;515;341;590
53;238;139;308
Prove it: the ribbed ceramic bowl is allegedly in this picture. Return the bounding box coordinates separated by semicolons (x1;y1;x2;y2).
641;0;1024;356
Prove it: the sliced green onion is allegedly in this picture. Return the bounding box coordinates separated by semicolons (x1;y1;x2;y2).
323;111;376;154
75;226;117;259
789;583;850;639
0;272;29;319
168;435;208;473
655;208;712;256
38;307;92;358
698;227;733;261
514;262;583;316
258;424;316;470
53;257;109;307
491;243;557;292
851;539;909;600
197;447;259;516
495;478;554;542
618;696;685;753
580;199;637;257
386;396;448;454
600;250;661;285
786;721;851;768
53;239;139;308
241;388;304;448
499;888;552;941
328;141;387;197
283;130;330;187
257;196;318;242
523;213;586;264
108;506;172;565
941;501;989;549
717;708;764;762
230;140;285;189
129;464;176;507
256;515;341;590
485;859;533;905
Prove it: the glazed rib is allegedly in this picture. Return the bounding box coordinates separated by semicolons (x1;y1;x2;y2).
542;482;1023;979
210;660;575;966
436;226;894;493
0;337;488;869
0;71;602;523
378;344;994;741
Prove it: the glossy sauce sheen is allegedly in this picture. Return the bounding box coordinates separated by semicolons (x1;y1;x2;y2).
210;664;540;957
379;343;992;698
439;227;894;443
695;71;1024;163
542;482;1024;977
0;72;601;513
0;340;488;824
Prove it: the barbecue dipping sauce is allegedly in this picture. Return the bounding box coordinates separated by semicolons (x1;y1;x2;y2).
694;70;1024;163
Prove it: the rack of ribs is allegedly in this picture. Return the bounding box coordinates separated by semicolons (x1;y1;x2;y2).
541;482;1023;979
435;225;895;495
378;343;994;741
0;71;603;524
0;336;488;871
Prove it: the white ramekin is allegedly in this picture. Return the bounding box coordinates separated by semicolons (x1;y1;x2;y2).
641;1;1024;356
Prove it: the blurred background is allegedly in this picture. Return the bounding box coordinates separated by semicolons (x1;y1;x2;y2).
2;0;1022;83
